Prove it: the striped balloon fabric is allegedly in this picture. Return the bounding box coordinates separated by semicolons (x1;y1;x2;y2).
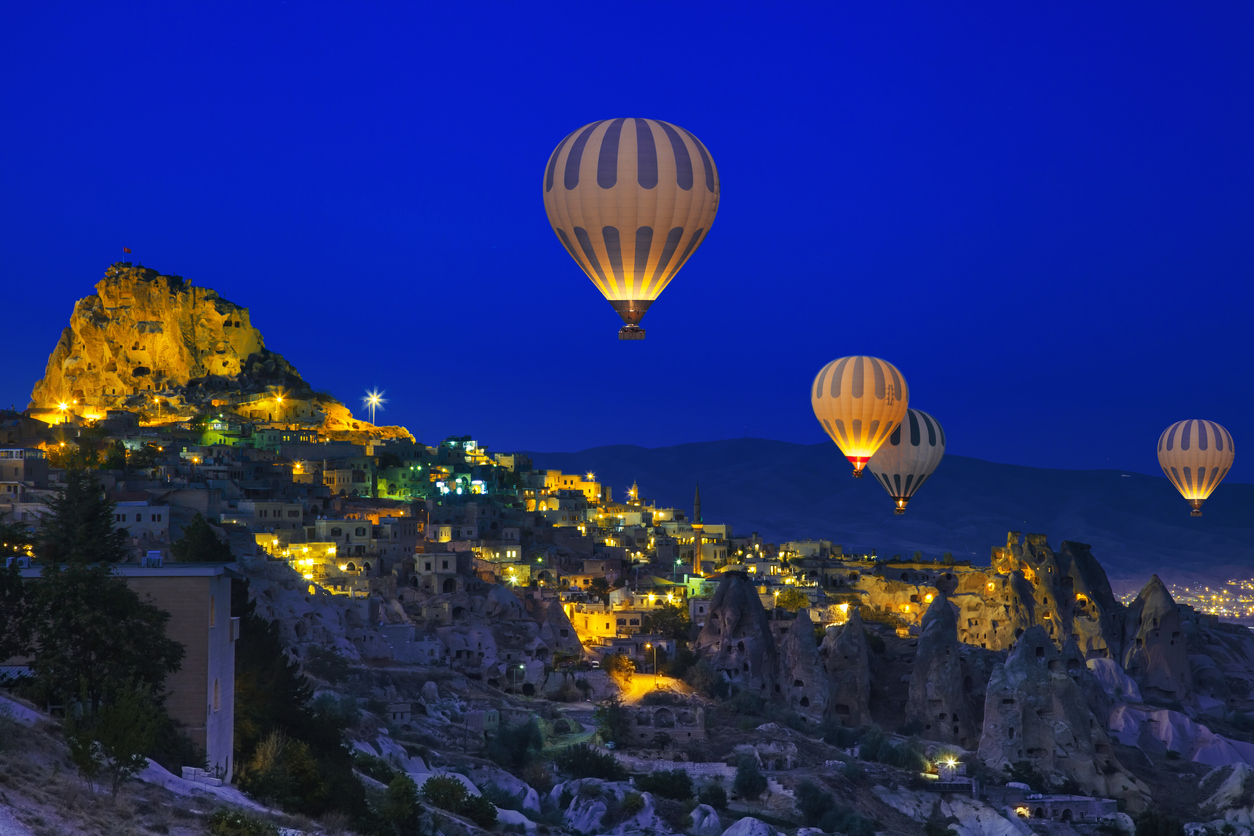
543;118;719;338
811;356;909;477
1157;419;1235;516
868;408;946;513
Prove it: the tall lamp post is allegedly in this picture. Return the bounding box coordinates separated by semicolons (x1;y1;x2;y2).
646;642;657;687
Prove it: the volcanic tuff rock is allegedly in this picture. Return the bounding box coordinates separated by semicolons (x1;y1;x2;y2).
907;595;981;747
538;598;585;657
29;262;409;441
978;626;1148;811
777;608;828;721
818;605;873;727
695;572;777;695
987;533;1124;658
1123;575;1192;702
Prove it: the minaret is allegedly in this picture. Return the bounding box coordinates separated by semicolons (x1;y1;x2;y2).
691;482;704;578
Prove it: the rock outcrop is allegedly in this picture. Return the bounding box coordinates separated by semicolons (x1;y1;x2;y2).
538;599;585;657
695;572;777;696
29;262;409;442
777;609;828;721
978;626;1148;811
1123;575;1192;703
907;596;980;747
819;606;873;727
987;534;1124;658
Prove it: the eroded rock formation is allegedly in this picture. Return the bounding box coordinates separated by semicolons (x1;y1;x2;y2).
1123;575;1192;703
776;608;828;721
29;262;409;442
695;572;777;696
819;605;873;727
978;626;1148;811
907;595;982;747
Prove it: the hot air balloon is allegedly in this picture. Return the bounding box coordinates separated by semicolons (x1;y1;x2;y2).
543;119;719;339
1157;419;1235;516
867;408;945;513
812;356;908;477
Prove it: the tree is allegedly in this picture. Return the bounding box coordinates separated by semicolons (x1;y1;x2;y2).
0;560;30;663
641;603;691;640
171;513;233;563
93;683;163;796
29;561;183;711
37;464;128;564
0;511;33;558
776;588;810;612
698;784;728;810
486;719;544;769
384;774;420;836
594;695;630;746
603;653;634;688
230;578;368;821
553;743;627;780
733;755;767;801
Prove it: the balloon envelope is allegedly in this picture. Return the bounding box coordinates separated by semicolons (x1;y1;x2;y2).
1157;419;1235;516
868;408;946;513
811;356;908;477
543;118;719;339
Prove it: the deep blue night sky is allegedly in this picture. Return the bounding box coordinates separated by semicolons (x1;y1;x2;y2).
3;4;1251;482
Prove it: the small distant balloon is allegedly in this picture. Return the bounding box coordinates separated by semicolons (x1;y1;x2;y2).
1157;420;1235;516
543;118;719;340
867;408;945;513
811;356;908;477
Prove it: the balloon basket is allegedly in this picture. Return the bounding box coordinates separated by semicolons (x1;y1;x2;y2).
1190;500;1204;517
618;325;645;340
894;508;906;515
851;469;865;478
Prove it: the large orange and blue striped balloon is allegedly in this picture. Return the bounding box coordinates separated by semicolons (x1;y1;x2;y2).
543;119;719;339
811;356;909;477
1157;419;1235;516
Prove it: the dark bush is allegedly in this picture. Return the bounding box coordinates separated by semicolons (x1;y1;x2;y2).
460;793;499;827
1135;811;1186;836
620;791;646;818
733;756;767;800
554;744;628;781
303;646;350;684
635;768;694;800
208;809;279;836
353;751;397;784
796;779;835;826
421;775;469;810
698;784;728;810
487;719;544;770
730;691;765;716
819;718;861;748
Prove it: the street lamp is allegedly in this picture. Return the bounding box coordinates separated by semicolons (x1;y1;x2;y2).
674;558;682;582
362;389;386;424
645;642;657;687
511;662;525;696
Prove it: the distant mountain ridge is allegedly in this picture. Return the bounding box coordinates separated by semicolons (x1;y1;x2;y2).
525;437;1253;591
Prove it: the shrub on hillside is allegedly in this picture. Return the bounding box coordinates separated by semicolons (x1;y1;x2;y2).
421;775;498;827
352;751;397;784
634;768;694;800
733;756;766;801
553;744;628;781
698;784;728;810
208;809;280;836
487;719;544;770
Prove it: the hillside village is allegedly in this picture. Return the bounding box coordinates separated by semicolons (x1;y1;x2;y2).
4;264;1254;836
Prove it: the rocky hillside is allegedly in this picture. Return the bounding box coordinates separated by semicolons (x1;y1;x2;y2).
28;262;410;442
